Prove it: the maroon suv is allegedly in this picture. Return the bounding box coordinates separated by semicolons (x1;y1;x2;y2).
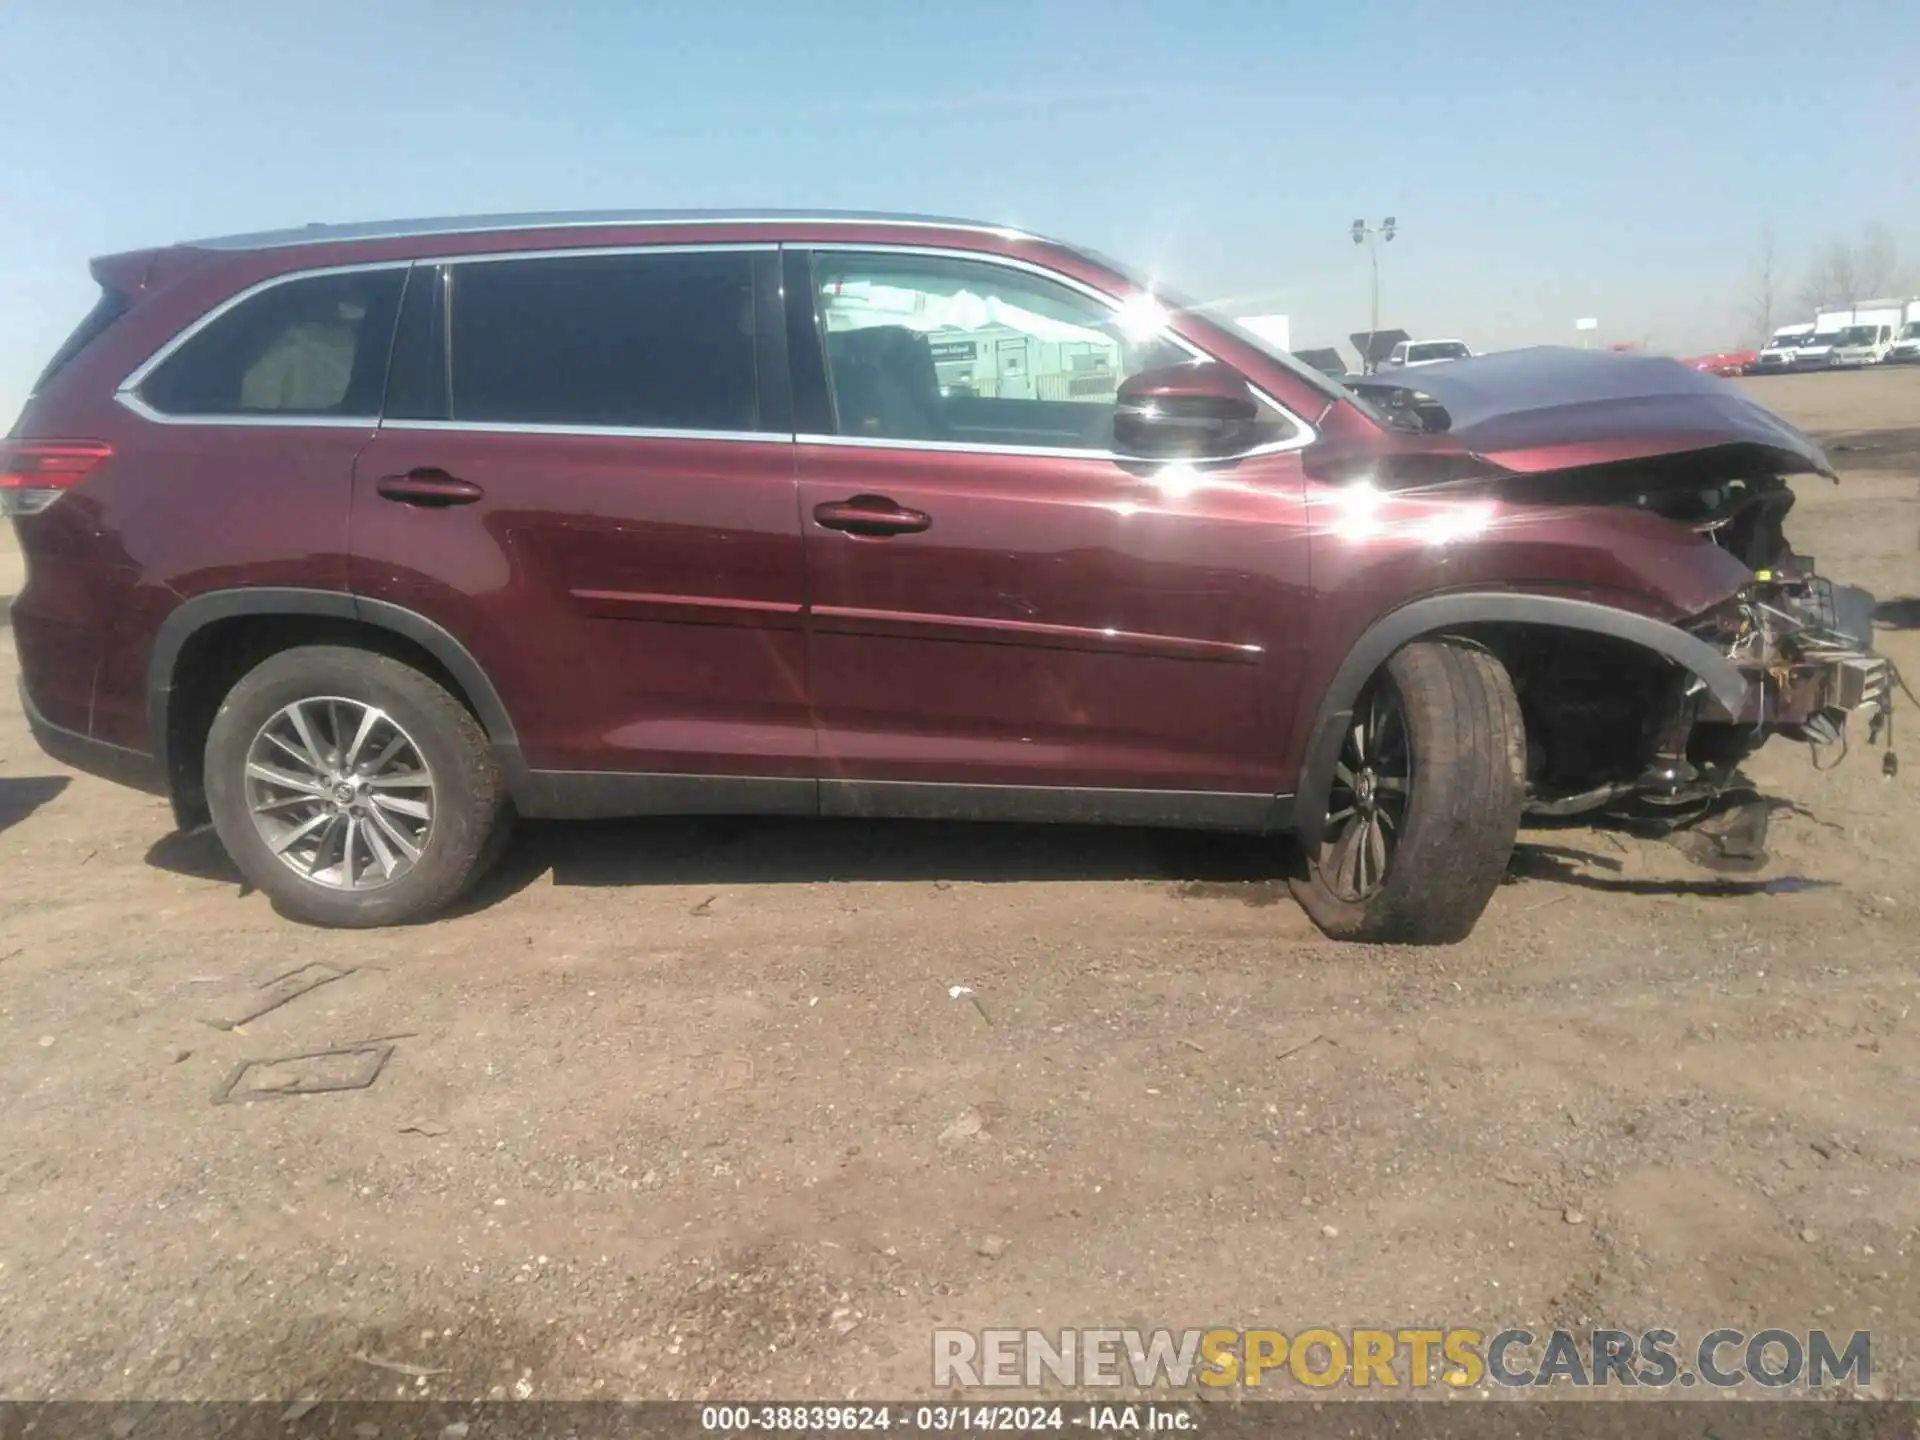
4;210;1894;942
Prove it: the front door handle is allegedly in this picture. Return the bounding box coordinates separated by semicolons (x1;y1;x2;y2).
812;495;932;537
376;468;484;507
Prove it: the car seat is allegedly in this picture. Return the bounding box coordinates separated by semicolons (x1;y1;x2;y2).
825;325;948;441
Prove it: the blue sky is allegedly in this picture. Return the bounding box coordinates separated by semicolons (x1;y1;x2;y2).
5;0;1917;418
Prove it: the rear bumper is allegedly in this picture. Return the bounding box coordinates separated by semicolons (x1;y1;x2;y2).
18;675;167;796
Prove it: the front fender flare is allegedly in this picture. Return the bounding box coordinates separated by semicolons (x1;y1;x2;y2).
1291;592;1752;850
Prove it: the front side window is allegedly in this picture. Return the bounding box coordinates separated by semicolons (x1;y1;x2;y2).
446;251;759;431
138;269;405;418
808;251;1187;450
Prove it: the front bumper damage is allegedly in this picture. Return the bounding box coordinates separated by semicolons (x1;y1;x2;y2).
1525;570;1899;844
1693;573;1892;741
1644;571;1897;817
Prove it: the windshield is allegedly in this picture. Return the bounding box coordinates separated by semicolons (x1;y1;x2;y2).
1767;333;1809;349
1902;322;1920;341
1407;342;1470;362
1831;326;1877;346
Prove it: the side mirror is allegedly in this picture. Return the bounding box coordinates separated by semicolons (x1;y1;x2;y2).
1113;362;1263;459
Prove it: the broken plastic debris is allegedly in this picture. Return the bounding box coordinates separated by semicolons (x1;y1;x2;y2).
948;985;973;999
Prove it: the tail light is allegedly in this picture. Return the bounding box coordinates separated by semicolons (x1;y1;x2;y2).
0;441;112;516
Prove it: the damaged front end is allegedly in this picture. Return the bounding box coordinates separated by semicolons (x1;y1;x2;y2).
1684;568;1893;773
1338;351;1900;845
1519;474;1898;841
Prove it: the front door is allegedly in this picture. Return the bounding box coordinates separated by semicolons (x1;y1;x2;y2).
348;248;811;811
788;246;1314;823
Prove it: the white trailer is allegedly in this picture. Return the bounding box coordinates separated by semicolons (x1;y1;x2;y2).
923;325;1124;401
1796;308;1857;369
817;280;1126;401
1823;299;1912;368
1888;300;1920;364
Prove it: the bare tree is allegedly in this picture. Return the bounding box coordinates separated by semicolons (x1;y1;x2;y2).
1744;225;1779;345
1856;222;1907;296
1799;223;1913;312
1799;236;1860;312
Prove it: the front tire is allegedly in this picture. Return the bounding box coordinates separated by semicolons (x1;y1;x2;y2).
204;645;505;927
1291;640;1525;944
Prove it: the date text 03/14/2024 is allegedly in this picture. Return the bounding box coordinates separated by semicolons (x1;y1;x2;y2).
700;1405;1186;1432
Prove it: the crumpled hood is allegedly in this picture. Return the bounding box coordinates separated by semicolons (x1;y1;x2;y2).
1346;346;1835;481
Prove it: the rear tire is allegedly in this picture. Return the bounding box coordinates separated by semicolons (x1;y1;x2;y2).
1291;640;1525;944
204;645;505;928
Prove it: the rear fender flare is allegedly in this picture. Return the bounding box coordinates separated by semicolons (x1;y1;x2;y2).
1291;592;1751;849
147;587;526;810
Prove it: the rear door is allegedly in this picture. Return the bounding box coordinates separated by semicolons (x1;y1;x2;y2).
347;246;812;812
786;246;1314;821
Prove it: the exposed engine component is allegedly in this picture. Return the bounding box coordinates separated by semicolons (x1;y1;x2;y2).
1692;572;1892;739
1511;476;1895;832
1623;475;1798;571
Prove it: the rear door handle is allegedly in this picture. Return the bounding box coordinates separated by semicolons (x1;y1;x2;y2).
376;468;484;507
812;495;932;537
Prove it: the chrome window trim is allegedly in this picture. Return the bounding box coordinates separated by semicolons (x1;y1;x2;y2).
798;241;1316;458
380;419;791;445
111;236;1316;459
115;245;774;429
113;395;381;429
114;258;412;427
793;432;1312;462
416;241;775;268
185;210;1038;252
797;433;1112;461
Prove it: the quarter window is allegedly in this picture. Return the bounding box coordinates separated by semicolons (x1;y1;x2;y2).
446;252;760;431
138;269;404;418
808;252;1188;450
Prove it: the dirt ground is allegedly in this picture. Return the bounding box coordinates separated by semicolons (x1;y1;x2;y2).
2;368;1917;1404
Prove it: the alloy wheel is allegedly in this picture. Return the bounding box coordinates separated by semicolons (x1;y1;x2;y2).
1317;681;1412;902
243;696;436;890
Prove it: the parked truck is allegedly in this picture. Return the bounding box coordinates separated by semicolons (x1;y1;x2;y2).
1793;309;1856;370
1880;300;1920;365
1828;300;1912;368
1749;322;1815;374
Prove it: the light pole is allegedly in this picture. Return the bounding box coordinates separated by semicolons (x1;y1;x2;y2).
1351;217;1396;372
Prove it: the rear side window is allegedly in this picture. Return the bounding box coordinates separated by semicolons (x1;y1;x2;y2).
137;268;405;418
32;287;131;395
445;251;759;431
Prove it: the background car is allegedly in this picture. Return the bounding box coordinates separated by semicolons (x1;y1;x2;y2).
1682;350;1758;377
1381;338;1474;368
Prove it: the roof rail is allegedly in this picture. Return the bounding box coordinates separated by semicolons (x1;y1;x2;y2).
181;209;1038;252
